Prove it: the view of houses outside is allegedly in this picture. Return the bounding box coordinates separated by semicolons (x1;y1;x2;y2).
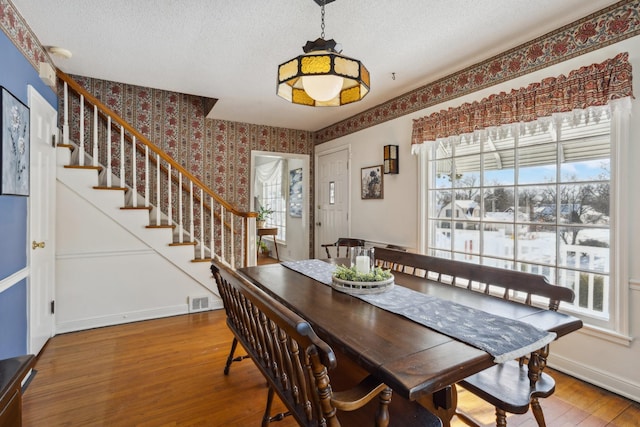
427;109;611;319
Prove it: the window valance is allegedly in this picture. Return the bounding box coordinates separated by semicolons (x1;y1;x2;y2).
411;52;633;148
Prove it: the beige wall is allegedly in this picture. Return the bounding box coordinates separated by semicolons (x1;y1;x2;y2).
318;36;640;401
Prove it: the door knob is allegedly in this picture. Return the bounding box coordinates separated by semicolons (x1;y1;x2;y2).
316;222;322;226
32;241;45;250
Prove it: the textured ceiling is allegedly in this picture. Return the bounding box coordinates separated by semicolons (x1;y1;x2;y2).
12;0;620;132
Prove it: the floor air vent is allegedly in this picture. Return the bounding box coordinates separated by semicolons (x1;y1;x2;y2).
189;295;212;313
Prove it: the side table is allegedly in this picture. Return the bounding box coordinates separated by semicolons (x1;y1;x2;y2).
257;227;280;261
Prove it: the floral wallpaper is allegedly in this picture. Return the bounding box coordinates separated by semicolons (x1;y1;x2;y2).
1;0;639;212
69;75;313;213
313;0;640;144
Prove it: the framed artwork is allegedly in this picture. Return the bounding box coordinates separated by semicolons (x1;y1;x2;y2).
1;87;30;196
361;165;383;199
289;167;303;217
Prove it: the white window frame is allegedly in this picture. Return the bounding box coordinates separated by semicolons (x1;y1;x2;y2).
416;97;631;343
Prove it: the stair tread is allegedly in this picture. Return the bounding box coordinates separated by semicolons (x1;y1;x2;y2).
65;165;102;170
169;241;198;246
146;224;177;229
120;206;152;211
191;258;212;263
94;186;127;191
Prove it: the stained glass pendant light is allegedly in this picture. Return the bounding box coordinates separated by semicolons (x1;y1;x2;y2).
276;0;370;107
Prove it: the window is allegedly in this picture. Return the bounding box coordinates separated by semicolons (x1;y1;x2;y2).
421;104;629;332
255;159;286;241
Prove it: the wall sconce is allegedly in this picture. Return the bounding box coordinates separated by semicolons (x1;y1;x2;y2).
383;145;399;174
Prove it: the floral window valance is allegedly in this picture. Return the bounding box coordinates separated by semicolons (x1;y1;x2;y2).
411;52;633;147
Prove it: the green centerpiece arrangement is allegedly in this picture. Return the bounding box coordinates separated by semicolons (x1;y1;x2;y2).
331;264;394;295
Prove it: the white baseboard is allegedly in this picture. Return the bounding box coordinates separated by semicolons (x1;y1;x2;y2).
549;353;640;403
55;303;220;334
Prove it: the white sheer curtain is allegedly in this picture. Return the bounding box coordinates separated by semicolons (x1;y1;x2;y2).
254;159;284;208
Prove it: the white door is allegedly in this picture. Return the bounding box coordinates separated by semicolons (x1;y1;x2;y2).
28;86;57;355
315;147;349;258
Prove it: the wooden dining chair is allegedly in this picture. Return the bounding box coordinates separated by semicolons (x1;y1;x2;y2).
211;259;442;427
372;247;575;427
320;237;365;258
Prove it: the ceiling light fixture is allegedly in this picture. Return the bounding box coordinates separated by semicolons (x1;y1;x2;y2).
276;0;369;107
47;46;73;59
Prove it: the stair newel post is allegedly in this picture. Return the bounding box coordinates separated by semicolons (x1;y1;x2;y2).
92;105;98;167
131;136;138;208
247;215;257;267
167;164;173;227
79;94;85;166
106;116;112;187
63;81;70;146
144;145;149;207
156;153;161;225
210;196;215;260
220;205;225;261
177;173;184;243
119;127;125;188
199;188;205;259
189;181;194;243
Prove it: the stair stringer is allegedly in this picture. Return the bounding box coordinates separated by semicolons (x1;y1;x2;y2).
56;146;222;309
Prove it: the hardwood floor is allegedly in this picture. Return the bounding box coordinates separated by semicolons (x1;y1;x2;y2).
22;298;640;426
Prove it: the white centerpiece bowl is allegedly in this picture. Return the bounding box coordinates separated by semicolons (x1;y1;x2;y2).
331;274;394;295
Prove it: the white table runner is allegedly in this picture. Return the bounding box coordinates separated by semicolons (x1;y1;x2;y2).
282;259;555;363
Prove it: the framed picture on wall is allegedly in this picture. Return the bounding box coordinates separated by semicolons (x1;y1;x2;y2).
361;165;383;199
1;87;30;196
289;167;303;217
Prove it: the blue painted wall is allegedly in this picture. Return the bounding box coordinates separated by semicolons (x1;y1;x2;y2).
0;279;27;359
0;29;57;358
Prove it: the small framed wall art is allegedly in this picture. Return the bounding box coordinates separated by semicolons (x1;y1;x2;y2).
361;165;383;199
1;87;30;196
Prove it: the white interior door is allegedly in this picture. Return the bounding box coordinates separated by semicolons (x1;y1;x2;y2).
315;147;349;258
28;85;57;355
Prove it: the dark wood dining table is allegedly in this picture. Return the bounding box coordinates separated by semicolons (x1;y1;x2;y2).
238;260;582;422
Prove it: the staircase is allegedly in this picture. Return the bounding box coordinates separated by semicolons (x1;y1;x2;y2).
54;70;258;332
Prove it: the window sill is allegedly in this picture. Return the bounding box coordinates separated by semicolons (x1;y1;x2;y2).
576;324;633;347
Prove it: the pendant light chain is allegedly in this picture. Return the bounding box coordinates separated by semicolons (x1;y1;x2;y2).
320;0;326;39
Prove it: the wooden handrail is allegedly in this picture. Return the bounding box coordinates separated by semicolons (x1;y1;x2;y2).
57;69;256;220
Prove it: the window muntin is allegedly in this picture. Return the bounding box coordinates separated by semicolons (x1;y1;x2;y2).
426;110;612;323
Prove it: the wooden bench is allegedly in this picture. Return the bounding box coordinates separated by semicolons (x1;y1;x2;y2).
373;247;576;427
211;259;442;427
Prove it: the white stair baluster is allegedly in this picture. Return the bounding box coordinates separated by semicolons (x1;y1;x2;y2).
220;206;225;261
79;94;85;166
131;136;137;208
106;116;112;187
200;189;205;259
144;145;149;207
63;82;69;146
167;164;172;228
92;105;98;167
156;154;161;225
210;196;215;259
119;127;125;188
189;181;194;243
230;212;235;268
178;173;183;243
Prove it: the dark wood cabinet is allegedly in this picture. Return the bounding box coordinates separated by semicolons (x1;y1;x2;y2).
0;355;35;427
